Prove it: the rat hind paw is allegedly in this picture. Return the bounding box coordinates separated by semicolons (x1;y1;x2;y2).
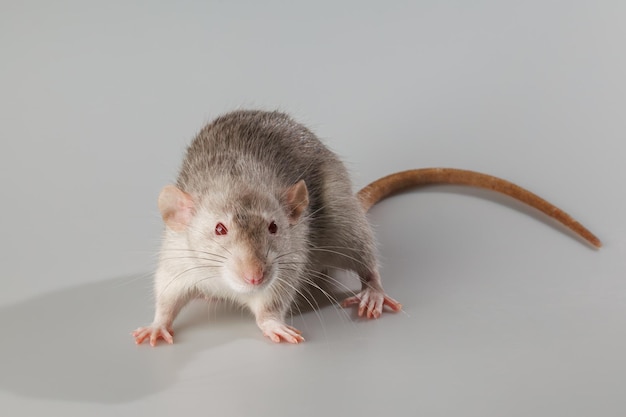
342;289;402;319
258;319;305;344
132;324;174;347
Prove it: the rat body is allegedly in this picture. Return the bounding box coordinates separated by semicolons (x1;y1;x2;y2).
133;110;600;346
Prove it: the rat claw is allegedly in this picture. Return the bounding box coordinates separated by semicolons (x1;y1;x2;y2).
133;324;174;346
383;295;402;312
342;289;402;319
341;295;360;308
258;319;305;344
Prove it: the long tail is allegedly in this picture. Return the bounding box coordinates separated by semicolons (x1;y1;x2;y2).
357;168;602;248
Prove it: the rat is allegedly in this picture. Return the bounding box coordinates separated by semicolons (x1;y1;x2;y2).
133;110;601;346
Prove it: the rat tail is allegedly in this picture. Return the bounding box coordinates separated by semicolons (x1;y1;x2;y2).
357;167;602;249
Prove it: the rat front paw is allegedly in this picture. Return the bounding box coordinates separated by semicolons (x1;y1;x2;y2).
342;289;402;319
258;319;305;344
132;324;174;347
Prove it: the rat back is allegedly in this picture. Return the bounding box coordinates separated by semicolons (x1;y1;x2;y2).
178;111;336;200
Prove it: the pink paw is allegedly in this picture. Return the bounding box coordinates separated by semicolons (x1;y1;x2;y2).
132;324;174;347
342;289;402;319
258;319;305;344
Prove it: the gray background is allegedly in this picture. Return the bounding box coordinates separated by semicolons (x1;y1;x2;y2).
1;1;625;416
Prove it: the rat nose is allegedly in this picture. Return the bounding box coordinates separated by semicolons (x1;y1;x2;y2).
243;265;265;285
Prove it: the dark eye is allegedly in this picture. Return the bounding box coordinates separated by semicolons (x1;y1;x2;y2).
268;221;278;234
215;222;228;236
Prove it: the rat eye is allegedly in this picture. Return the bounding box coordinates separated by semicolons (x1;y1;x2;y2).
268;221;278;234
215;222;228;236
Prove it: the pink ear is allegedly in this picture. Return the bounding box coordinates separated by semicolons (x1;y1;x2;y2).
285;180;309;224
158;185;195;232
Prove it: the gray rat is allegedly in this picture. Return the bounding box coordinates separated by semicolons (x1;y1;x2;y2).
133;110;600;345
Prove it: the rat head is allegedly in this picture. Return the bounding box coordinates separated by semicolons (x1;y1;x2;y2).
157;180;310;294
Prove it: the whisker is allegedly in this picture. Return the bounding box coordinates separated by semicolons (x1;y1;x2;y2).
274;244;369;268
160;256;225;264
274;279;306;330
274;276;327;339
273;249;305;262
159;264;223;297
189;272;226;289
161;248;228;260
275;259;360;298
277;265;354;324
307;248;370;269
112;271;155;288
300;276;353;324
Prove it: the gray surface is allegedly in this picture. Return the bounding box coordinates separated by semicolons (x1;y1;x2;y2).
1;1;625;416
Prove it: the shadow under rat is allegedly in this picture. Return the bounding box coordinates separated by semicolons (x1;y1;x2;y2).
0;275;265;404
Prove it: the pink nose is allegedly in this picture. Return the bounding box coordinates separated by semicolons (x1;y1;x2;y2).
243;267;265;285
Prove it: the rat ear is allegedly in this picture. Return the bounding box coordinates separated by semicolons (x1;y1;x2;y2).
285;180;309;224
158;185;195;232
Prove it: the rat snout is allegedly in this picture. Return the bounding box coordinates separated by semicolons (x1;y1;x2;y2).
232;244;272;289
241;262;266;286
